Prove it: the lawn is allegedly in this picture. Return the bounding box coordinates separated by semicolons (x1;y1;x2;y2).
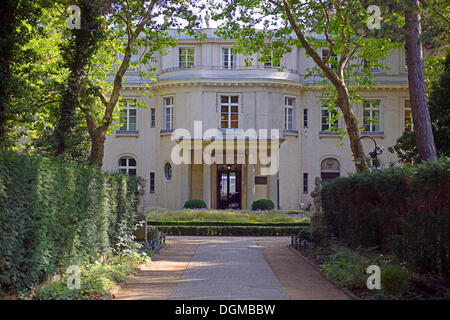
146;207;311;223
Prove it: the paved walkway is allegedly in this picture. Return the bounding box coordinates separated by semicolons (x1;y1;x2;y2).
113;236;350;300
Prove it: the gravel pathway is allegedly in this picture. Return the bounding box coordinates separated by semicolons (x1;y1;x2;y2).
113;236;350;300
169;237;289;300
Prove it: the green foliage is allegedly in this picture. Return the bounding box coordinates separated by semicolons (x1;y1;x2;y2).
388;131;419;164
319;248;368;290
0;151;138;296
297;226;312;241
183;199;207;209
389;52;450;163
322;158;450;279
154;225;302;237
147;207;308;223
380;263;410;296
147;226;161;241
252;199;275;211
149;221;308;227
34;251;149;300
428;52;450;157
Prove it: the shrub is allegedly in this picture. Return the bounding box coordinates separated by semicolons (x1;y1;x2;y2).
322;158;450;279
0;151;138;296
183;199;207;209
319;248;368;290
153;225;301;236
147;226;161;241
252;199;275;211
380;263;410;296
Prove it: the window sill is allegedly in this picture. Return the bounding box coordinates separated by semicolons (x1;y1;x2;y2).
319;131;340;138
115;130;139;137
283;130;299;136
361;131;384;137
160;129;174;135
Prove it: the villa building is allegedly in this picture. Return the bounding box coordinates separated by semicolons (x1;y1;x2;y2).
102;29;411;210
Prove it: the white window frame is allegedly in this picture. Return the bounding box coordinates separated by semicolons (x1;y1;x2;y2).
163;96;174;130
118;156;137;175
219;94;240;129
303;108;308;128
178;47;195;68
150;108;156;128
403;99;414;131
119;99;137;132
149;172;155;193
322;48;338;70
321;103;339;132
362;99;382;133
264;51;280;69
284;96;296;130
222;47;237;69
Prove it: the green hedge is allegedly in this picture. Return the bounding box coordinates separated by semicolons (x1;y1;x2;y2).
154;225;301;236
0;151;138;296
183;199;207;209
322;158;450;279
148;221;309;227
252;199;275;210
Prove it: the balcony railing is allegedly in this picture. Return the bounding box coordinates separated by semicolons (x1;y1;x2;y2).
157;65;300;75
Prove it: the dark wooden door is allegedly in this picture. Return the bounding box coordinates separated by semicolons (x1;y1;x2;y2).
217;165;241;209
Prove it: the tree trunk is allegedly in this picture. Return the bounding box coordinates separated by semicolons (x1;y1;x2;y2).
404;0;438;162
88;129;106;167
55;1;103;156
336;83;369;172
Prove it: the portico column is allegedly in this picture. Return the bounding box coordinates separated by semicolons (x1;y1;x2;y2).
203;164;211;208
269;173;277;208
247;164;255;210
180;164;189;208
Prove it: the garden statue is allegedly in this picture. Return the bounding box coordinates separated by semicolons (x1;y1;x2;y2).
205;10;211;28
310;177;328;246
310;177;323;213
136;176;146;215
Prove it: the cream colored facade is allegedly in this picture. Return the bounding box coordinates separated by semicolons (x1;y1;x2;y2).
102;29;410;210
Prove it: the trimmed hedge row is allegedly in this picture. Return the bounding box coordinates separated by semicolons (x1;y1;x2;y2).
154;225;302;236
322;158;450;278
148;221;309;227
0;151;138;295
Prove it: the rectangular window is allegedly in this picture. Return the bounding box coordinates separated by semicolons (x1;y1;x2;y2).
284;97;295;130
322;48;337;70
255;176;267;185
150;108;156;128
303;109;308;128
222;48;237;69
363;59;381;73
404;100;413;131
163;97;174;130
363;99;381;132
264;52;280;68
179;47;194;68
220;95;239;129
321;104;339;132
119;99;137;131
149;172;155;193
303;173;308;194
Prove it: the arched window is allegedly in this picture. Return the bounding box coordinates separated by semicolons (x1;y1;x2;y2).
321;158;340;182
118;156;136;175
